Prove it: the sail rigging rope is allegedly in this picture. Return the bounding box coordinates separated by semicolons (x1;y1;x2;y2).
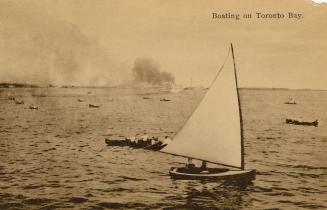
209;47;232;88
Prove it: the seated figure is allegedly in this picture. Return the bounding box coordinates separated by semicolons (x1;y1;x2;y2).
185;158;196;169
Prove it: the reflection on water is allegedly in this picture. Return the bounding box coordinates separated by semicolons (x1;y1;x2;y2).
166;180;254;209
0;87;326;209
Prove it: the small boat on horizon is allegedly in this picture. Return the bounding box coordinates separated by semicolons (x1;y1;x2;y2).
89;104;100;108
14;99;24;104
29;105;39;110
78;99;84;102
285;98;296;104
160;98;171;102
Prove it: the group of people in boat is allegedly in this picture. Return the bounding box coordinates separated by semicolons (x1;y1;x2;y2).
284;97;319;127
105;134;172;151
184;158;209;174
286;118;318;127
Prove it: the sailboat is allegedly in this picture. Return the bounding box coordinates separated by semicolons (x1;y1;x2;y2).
161;43;255;180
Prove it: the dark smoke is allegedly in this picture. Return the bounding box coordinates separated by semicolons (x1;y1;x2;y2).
132;58;175;85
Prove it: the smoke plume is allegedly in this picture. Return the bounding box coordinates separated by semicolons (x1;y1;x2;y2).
0;1;127;86
132;58;175;85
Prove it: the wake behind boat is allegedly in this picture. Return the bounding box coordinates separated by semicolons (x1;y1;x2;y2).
161;44;256;181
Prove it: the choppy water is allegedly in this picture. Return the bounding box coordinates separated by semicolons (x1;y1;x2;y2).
0;87;326;209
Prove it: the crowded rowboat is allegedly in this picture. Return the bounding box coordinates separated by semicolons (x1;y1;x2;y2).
105;135;172;151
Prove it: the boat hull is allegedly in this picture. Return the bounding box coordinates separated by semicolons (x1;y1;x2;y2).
286;119;318;127
105;138;167;151
169;167;256;181
144;143;166;151
105;138;129;146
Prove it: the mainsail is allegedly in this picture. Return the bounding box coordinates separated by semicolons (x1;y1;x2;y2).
161;44;243;169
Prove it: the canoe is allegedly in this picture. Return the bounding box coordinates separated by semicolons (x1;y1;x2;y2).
286;119;318;127
89;104;100;108
169;167;256;181
104;138;166;151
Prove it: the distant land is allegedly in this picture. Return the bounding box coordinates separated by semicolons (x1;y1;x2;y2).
0;83;326;91
0;83;40;88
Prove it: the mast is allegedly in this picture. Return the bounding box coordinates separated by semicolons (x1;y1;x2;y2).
230;43;245;170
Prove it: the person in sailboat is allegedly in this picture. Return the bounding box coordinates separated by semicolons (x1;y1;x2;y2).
199;161;210;173
185;158;196;169
200;161;207;170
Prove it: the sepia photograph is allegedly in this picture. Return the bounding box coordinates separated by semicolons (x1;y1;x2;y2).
0;0;326;209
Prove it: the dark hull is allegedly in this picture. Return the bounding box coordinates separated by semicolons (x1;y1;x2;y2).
169;167;256;181
285;102;296;104
144;143;166;151
286;119;318;127
89;104;99;108
105;138;129;146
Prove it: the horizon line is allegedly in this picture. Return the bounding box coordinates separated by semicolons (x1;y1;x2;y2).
0;82;326;91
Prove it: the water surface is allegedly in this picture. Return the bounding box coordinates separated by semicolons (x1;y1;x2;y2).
0;87;326;209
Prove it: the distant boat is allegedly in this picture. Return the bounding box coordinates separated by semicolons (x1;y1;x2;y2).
29;105;39;110
105;137;167;151
89;104;100;108
14;99;24;104
285;98;296;104
286;118;318;127
160;98;171;102
143;97;152;100
78;99;84;102
161;44;256;180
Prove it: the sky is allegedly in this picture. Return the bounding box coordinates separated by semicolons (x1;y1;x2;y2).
0;0;326;89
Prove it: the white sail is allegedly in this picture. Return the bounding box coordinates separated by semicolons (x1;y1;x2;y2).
161;48;242;168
